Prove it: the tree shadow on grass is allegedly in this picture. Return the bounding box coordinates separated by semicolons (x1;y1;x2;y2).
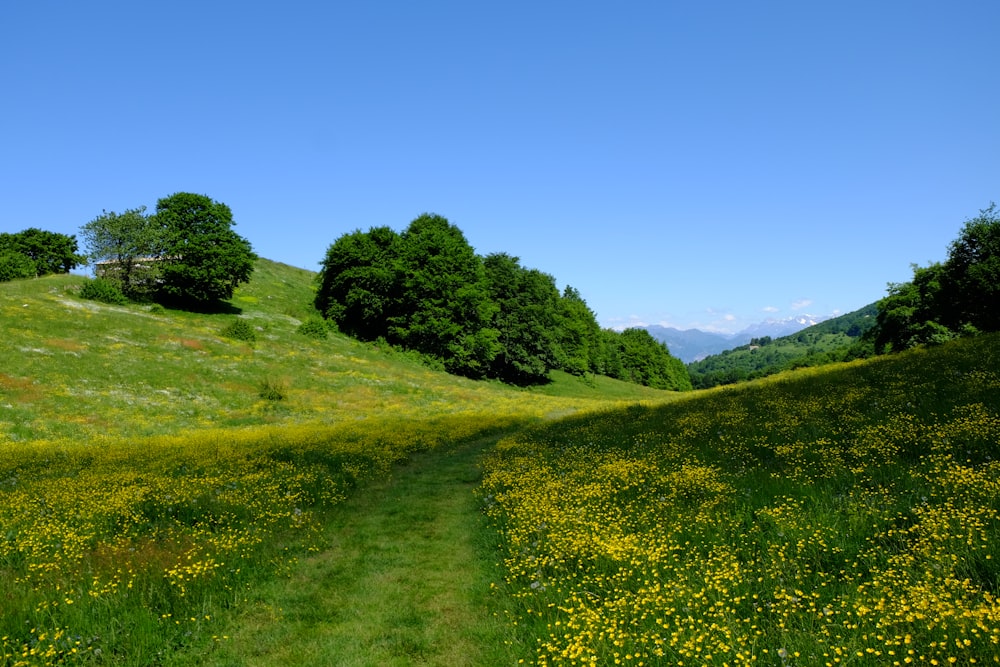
156;297;243;315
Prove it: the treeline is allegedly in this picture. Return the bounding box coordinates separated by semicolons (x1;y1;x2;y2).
0;228;83;281
690;203;1000;389
687;305;878;389
315;214;691;390
871;204;1000;351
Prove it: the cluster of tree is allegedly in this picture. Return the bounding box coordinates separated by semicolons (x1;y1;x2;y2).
691;203;1000;389
80;192;256;307
0;228;83;282
870;204;1000;352
687;304;878;389
315;214;691;389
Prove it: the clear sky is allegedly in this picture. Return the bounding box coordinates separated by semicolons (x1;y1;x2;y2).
3;2;997;333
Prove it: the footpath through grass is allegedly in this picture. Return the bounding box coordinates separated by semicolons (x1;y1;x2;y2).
177;432;522;667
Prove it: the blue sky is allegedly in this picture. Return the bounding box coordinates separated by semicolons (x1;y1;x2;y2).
3;2;997;333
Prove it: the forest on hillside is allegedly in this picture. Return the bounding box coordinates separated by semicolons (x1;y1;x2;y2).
314;214;691;389
687;304;878;388
688;203;1000;388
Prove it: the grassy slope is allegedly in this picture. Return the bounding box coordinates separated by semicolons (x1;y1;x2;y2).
0;261;674;665
481;333;1000;664
5;264;1000;665
0;259;668;442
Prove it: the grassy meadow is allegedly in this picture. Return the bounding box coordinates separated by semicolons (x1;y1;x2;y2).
0;262;664;665
2;262;1000;665
481;334;1000;665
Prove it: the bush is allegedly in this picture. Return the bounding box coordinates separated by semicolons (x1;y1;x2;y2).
0;251;37;282
79;277;128;305
221;318;257;344
297;317;329;339
258;378;287;401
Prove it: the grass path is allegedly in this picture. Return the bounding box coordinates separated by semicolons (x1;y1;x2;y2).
181;433;521;666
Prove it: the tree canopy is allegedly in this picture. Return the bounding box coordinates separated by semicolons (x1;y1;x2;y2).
80;207;161;296
872;204;1000;351
0;228;82;280
390;214;500;378
609;328;693;391
154;193;257;305
483;253;561;385
315;214;691;389
79;193;256;306
0;249;36;282
315;226;401;341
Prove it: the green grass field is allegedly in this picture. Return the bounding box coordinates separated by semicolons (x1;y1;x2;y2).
2;263;999;665
0;262;664;441
0;263;669;665
482;335;1000;665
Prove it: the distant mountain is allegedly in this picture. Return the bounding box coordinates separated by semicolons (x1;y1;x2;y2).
685;303;880;388
644;315;830;363
736;315;827;340
642;326;735;363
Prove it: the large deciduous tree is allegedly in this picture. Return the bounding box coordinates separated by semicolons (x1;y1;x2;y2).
314;226;402;340
154;193;256;305
391;214;499;378
314;212;692;390
0;250;36;282
873;263;947;351
940;203;1000;332
79;207;162;296
872;204;1000;352
483;252;561;385
555;285;603;376
0;228;83;278
614;327;692;391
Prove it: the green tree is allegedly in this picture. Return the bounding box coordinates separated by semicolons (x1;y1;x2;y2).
153;193;256;305
555;286;603;376
940;203;1000;332
483;253;561;385
0;228;83;277
0;250;36;282
599;329;626;380
79;207;162;296
871;205;1000;352
390;214;499;378
613;328;692;391
314;226;402;340
873;263;948;352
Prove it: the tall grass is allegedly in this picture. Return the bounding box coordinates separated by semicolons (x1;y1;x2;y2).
1;263;670;665
481;334;1000;665
0;264;666;442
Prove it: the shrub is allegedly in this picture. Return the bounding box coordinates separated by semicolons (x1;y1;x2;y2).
79;277;128;304
221;318;257;344
147;303;166;315
258;378;287;401
0;251;36;282
297;317;329;340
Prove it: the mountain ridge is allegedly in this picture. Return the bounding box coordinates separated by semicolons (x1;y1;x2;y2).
642;314;831;363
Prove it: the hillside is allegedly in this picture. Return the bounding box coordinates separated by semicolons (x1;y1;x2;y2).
0;258;678;665
482;331;1000;664
0;258;669;442
687;302;878;388
3;261;1000;664
645;316;829;363
642;325;738;363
